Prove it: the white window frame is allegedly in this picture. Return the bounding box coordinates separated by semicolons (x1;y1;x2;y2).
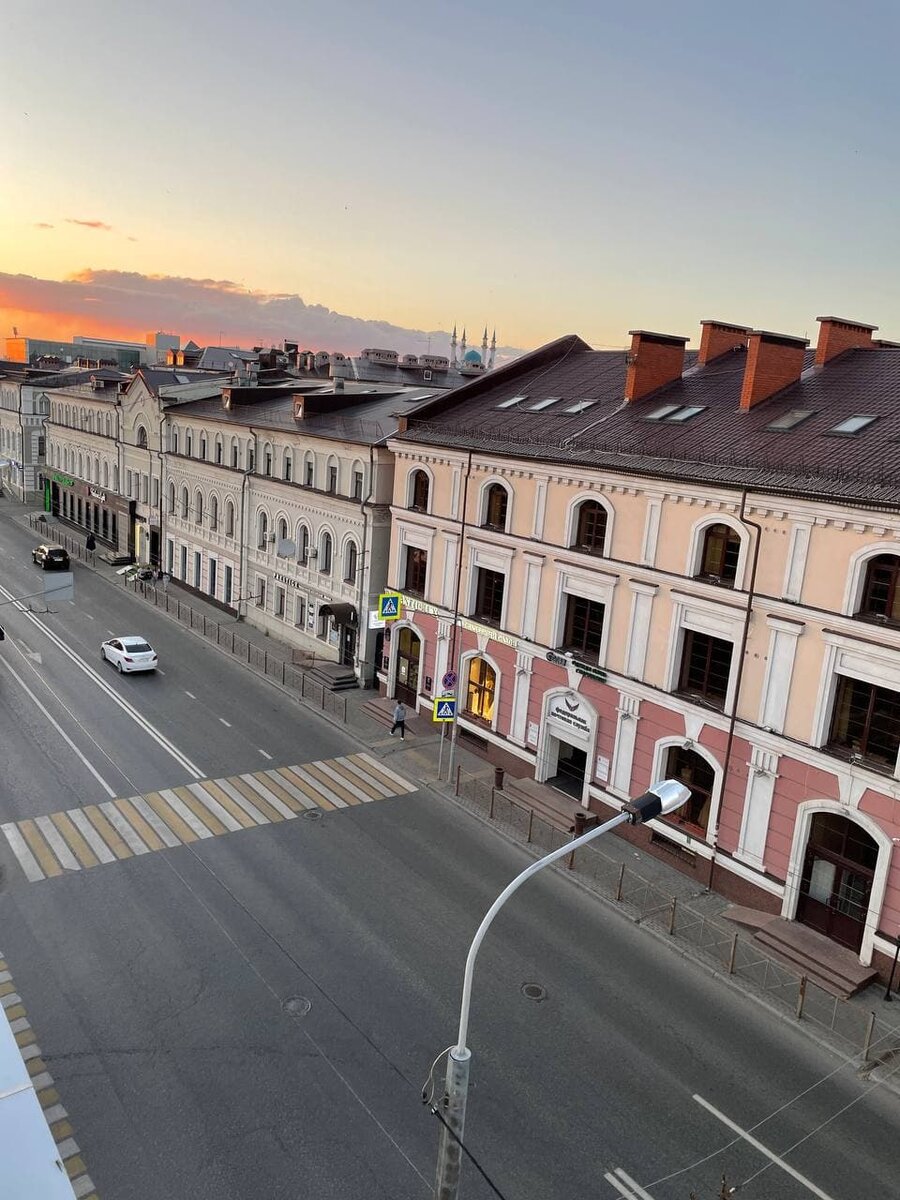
686;514;750;588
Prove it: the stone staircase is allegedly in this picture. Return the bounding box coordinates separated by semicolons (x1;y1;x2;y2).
725;908;878;998
304;662;359;692
500;775;585;834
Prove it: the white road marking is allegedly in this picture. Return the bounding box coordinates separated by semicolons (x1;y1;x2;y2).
604;1168;655;1199
100;802;150;855
186;783;242;833
184;690;196;699
314;759;375;803
258;748;273;760
0;581;205;780
263;770;317;810
336;755;394;797
84;613;95;620
357;752;416;792
289;764;347;808
218;717;231;727
159;788;214;839
67;809;116;864
34;816;80;871
215;778;269;824
0;656;116;797
238;773;296;820
129;795;181;848
1;824;45;882
694;1094;837;1200
156;668;166;675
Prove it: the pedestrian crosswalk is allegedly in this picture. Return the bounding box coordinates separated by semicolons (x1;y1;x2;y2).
1;752;416;885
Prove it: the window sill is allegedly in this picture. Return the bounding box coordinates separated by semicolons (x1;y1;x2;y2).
673;690;726;713
822;744;897;777
694;574;736;589
569;544;606;557
471;613;503;628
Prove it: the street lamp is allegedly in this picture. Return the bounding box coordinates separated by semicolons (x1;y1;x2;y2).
432;779;691;1200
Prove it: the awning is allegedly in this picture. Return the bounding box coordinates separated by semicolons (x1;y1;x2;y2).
319;602;357;626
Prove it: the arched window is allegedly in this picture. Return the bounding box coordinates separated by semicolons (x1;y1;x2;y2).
344;540;358;582
662;746;716;835
571;500;608;556
231;438;239;468
113;465;119;492
320;531;333;574
103;461;109;488
283;450;293;482
199;434;207;461
168;482;176;514
225;499;235;538
94;458;100;483
194;490;203;524
136;425;148;449
304;452;315;488
465;657;496;723
171;429;179;454
263;443;273;476
697;523;741;585
247;440;255;472
258;511;269;548
78;453;83;478
482;482;509;532
326;456;339;494
277;517;289;554
210;494;219;530
409;469;430;512
297;524;309;564
186;431;193;457
857;554;900;624
215;435;223;465
180;486;189;519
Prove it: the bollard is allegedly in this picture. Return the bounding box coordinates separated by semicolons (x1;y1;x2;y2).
862;1011;876;1061
489;788;496;819
493;765;505;791
668;896;678;935
615;862;625;902
728;932;738;975
796;975;808;1019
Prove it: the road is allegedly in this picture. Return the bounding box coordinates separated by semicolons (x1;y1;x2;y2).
0;510;898;1199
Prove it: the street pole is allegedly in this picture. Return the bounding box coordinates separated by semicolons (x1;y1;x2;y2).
432;780;690;1200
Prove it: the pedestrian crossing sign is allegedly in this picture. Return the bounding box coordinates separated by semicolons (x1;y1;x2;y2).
378;592;402;620
433;697;457;722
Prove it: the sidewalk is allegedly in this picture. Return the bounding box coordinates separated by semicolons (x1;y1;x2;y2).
12;507;900;1086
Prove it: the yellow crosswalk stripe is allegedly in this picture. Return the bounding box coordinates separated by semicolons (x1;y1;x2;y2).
2;754;416;884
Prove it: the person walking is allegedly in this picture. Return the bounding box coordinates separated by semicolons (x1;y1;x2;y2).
85;532;96;563
390;700;407;739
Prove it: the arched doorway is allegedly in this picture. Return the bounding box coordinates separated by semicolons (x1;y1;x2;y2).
394;627;421;707
797;813;878;952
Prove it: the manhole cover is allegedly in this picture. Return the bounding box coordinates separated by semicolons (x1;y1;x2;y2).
521;983;547;1002
282;995;311;1019
302;808;324;822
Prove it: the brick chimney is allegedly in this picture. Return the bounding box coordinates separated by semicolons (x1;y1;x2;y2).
624;330;688;403
698;319;750;366
739;330;809;411
815;316;878;366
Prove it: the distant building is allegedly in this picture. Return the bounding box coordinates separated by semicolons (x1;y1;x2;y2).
5;331;180;370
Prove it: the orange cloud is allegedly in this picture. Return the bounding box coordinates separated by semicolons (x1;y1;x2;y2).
65;218;113;231
0;268;520;362
34;222;54;230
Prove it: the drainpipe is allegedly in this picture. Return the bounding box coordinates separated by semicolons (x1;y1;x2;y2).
236;427;258;620
157;413;167;570
707;488;761;892
446;449;474;781
16;387;26;502
115;396;124;555
359;431;393;685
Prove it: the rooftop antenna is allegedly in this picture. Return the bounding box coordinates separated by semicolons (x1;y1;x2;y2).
12;326;18;337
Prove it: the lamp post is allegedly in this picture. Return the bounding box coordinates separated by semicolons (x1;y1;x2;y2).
432;779;691;1200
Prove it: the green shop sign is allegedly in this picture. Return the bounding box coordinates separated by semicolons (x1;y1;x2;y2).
51;472;75;487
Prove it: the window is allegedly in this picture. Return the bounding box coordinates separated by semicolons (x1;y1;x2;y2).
327;464;338;493
677;630;733;709
247;445;255;472
528;397;560;411
662;747;715;835
275;586;286;618
320;532;333;574
561;596;605;657
225;500;235;537
277;518;288;553
180;487;189;519
767;409;814;431
697;523;740;585
194;489;203;524
668;405;706;423
496;395;527;409
136;424;148;449
215;437;223;465
264;446;273;476
210;495;218;530
200;435;207;460
857;555;900;624
168;482;176;513
564;399;597;414
409;469;430;512
571;500;607;555
465;657;496;722
283;452;292;482
352;469;363;500
404;547;428;595
256;577;266;608
645;403;682;421
295;596;306;627
474;567;505;625
258;512;269;548
186;432;193;457
829;415;876;435
231;440;239;468
297;525;310;564
304;455;315;487
482;483;508;532
828;676;900;768
344;540;358;582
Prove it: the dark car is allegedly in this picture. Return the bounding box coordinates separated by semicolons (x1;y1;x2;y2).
32;544;70;570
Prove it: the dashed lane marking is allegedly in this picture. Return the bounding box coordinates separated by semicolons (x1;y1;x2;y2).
1;753;415;884
0;954;99;1199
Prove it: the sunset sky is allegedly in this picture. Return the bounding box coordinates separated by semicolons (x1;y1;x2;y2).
3;0;900;356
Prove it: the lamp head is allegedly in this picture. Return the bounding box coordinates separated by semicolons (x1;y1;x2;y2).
622;779;691;824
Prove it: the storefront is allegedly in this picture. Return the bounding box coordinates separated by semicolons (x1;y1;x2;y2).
51;472;134;557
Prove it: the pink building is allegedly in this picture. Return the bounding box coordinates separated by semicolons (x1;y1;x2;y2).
382;316;900;976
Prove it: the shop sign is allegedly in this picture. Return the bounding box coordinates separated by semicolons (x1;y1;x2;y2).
547;692;592;737
546;651;568;667
89;487;107;502
399;593;519;647
595;755;610;782
52;472;75;487
575;660;607;683
274;572;306;591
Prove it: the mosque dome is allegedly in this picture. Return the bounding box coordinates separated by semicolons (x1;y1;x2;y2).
463;349;482;364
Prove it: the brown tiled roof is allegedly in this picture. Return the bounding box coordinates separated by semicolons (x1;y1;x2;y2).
400;337;900;507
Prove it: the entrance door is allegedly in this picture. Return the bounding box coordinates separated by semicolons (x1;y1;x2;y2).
797;813;877;952
549;741;587;798
395;627;421;706
149;528;160;567
341;625;357;668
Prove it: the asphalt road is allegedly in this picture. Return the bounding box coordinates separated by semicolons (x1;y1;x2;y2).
1;511;898;1199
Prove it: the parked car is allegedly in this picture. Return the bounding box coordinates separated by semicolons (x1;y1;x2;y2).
100;636;158;674
32;544;70;570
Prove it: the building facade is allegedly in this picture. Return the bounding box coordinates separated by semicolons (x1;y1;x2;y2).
383;316;900;972
0;365;51;502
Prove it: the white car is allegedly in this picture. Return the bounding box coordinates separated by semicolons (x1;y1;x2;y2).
101;636;158;674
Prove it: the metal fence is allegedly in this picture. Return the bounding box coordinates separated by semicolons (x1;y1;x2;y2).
454;766;899;1065
28;513;348;724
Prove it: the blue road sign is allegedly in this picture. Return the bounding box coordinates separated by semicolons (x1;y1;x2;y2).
378;592;402;620
433;697;457;722
441;670;458;690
